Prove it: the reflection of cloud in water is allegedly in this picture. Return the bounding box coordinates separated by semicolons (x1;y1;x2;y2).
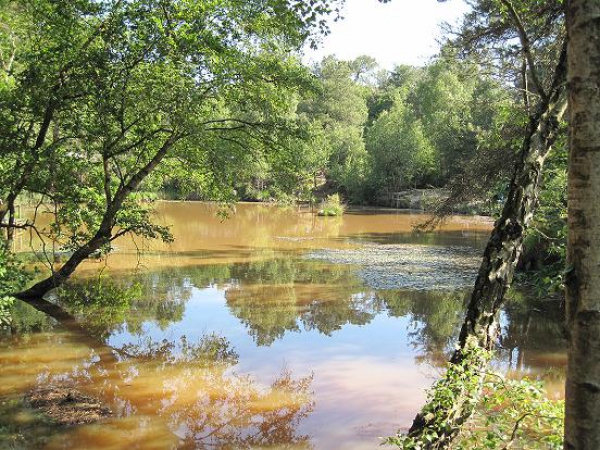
299;354;436;448
306;244;481;290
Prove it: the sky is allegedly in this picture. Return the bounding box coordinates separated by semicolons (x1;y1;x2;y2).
304;0;471;70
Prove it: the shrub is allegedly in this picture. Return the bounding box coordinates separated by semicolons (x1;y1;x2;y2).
317;193;345;217
385;348;563;450
0;241;30;325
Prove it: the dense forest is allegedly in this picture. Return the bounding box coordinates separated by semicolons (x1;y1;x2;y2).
1;0;599;449
158;52;515;208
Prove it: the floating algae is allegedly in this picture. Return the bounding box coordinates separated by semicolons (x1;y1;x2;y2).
305;244;481;290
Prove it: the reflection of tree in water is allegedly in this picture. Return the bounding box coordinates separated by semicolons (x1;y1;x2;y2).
89;257;376;347
15;331;314;450
2;300;55;336
127;269;195;332
115;335;314;449
31;256;567;376
222;260;383;345
381;290;468;363
301;292;385;336
227;284;302;345
34;274;191;340
380;289;566;372
496;291;566;373
9;257;375;347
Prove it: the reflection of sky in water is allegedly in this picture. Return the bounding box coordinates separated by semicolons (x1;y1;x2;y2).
107;283;439;448
101;271;566;448
110;286;418;367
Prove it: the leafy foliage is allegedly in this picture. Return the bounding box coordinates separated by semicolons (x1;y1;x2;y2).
317;193;345;216
293;55;371;201
366;88;435;191
457;375;563;450
385;346;491;449
0;241;30;324
385;347;563;450
0;0;344;296
520;138;568;295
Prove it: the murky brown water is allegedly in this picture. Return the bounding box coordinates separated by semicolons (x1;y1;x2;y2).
1;202;566;449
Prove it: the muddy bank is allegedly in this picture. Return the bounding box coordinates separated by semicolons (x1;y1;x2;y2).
0;387;111;449
305;244;481;290
25;386;112;426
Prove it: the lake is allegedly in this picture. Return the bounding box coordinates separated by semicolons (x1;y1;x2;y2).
0;202;566;449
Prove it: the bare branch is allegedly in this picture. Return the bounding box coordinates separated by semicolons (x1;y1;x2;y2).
499;0;549;101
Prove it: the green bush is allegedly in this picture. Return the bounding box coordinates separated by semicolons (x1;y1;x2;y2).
317;193;345;217
385;348;563;450
0;241;30;325
457;375;564;450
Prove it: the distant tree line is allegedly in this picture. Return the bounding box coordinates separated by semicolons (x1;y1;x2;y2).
215;52;518;205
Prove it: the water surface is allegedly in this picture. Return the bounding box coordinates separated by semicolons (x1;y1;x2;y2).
1;203;566;449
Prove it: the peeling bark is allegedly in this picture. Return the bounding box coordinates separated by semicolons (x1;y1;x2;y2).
564;1;600;449
452;92;567;360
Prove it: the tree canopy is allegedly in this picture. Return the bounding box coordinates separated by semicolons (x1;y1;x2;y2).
0;0;341;298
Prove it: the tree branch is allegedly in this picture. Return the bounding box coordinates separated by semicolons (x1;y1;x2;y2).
499;0;548;101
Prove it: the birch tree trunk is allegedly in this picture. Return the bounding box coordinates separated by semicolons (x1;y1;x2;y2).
406;85;567;448
405;38;568;449
451;88;567;362
564;2;600;449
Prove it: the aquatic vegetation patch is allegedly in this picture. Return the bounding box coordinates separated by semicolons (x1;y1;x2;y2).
317;194;345;217
305;244;481;290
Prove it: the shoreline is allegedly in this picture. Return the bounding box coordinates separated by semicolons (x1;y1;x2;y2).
155;198;495;222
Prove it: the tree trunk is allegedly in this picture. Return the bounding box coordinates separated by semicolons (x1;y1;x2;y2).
406;46;568;447
14;133;178;301
564;2;600;449
451;98;567;361
14;229;113;301
6;199;16;247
